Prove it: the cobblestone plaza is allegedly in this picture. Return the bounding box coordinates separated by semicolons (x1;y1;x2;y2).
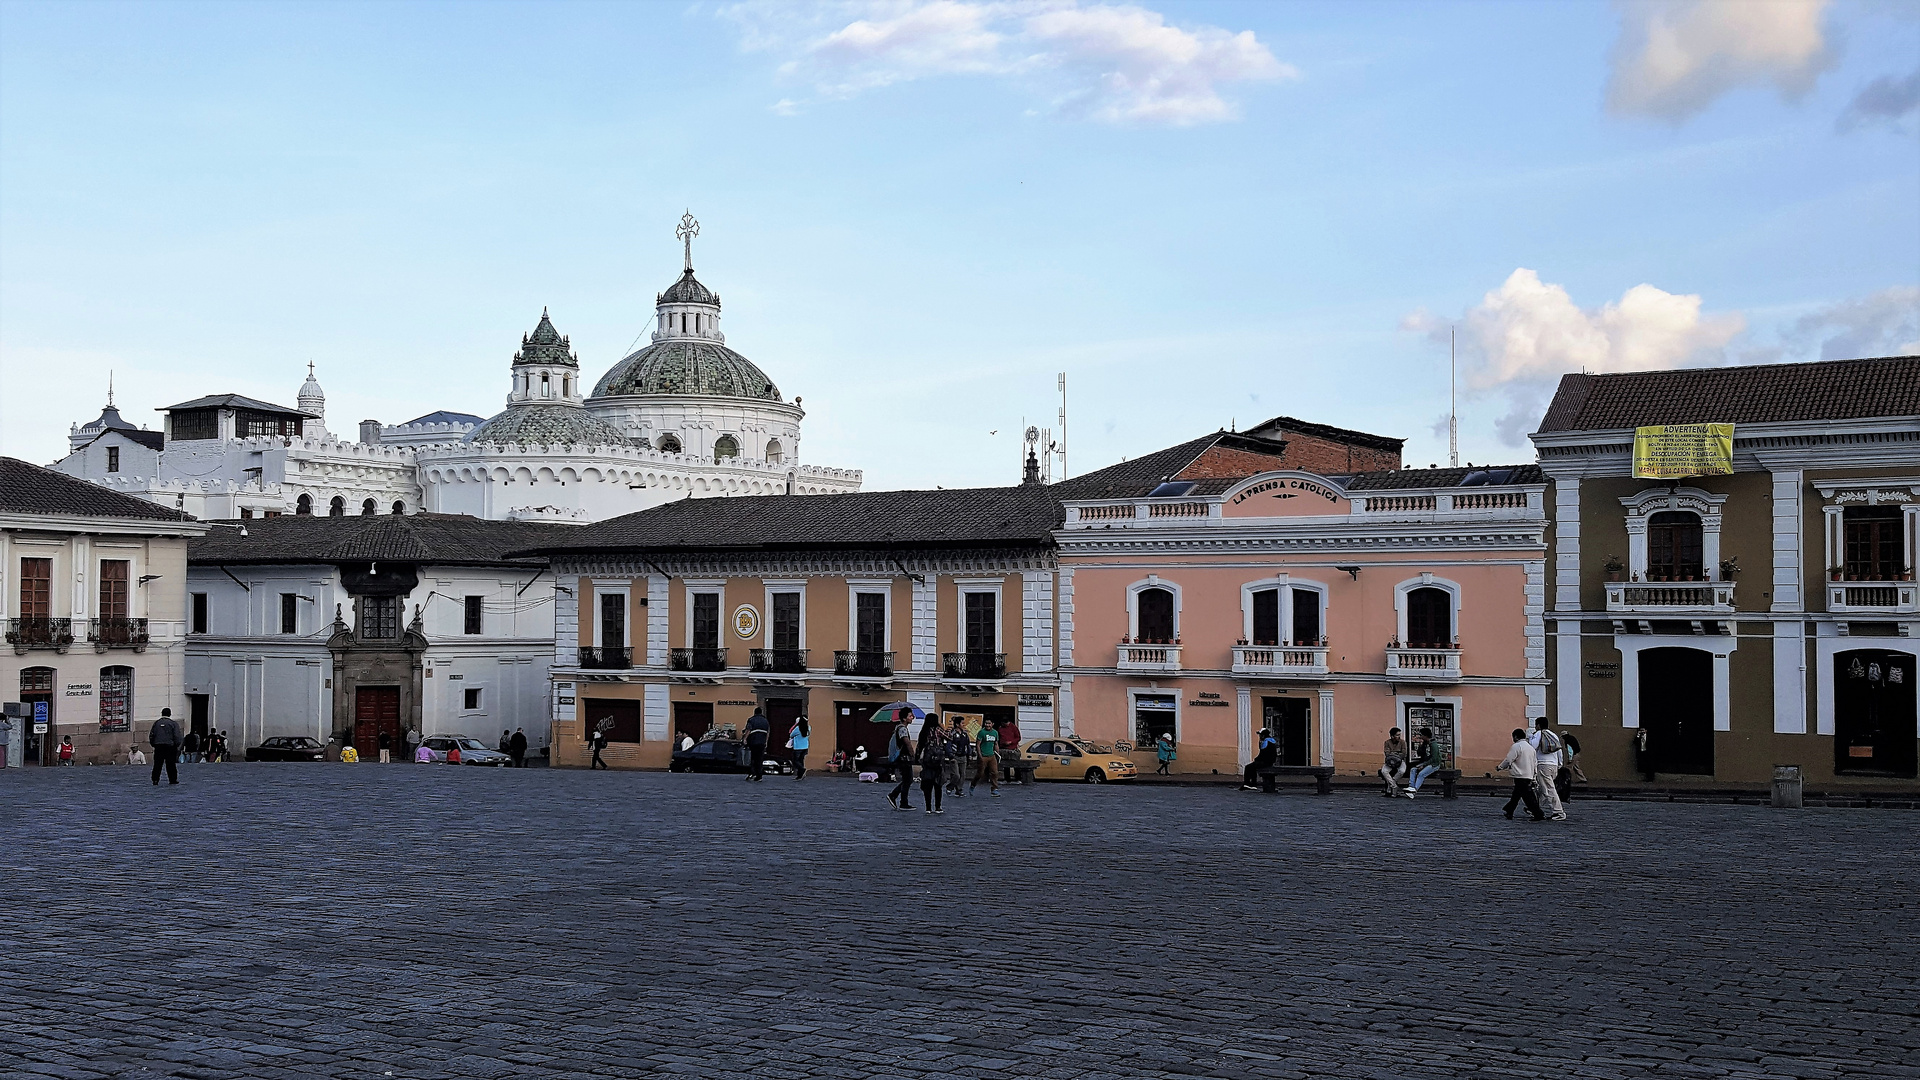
2;767;1914;1079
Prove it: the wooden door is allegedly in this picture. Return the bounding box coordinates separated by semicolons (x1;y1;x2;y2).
671;701;712;745
765;698;804;757
1262;697;1310;766
1834;650;1917;777
834;700;888;763
354;686;401;758
1639;648;1714;775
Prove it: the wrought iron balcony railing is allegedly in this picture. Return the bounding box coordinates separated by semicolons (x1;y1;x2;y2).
834;650;894;678
942;651;1007;679
7;617;73;654
671;647;729;673
750;648;809;674
89;617;150;651
577;646;632;670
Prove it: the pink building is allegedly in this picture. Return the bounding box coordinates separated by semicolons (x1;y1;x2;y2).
1055;434;1547;779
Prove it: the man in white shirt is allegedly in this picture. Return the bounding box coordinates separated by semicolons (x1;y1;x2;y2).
1527;718;1568;821
1496;728;1545;821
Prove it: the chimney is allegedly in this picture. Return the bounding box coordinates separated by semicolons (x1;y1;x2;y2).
359;420;382;445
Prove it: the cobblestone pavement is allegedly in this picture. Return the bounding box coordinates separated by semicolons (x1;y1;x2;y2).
2;766;1915;1080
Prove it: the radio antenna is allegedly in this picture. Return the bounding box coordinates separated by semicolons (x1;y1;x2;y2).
1057;372;1068;479
1449;326;1459;469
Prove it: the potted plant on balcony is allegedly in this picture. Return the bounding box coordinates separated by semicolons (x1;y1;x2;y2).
1604;555;1625;582
1901;566;1914;582
1719;557;1740;580
1828;565;1843;582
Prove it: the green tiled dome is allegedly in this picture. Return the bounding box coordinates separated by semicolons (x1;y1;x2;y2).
591;340;783;402
463;404;631;447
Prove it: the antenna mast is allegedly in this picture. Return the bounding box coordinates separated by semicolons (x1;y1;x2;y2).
1057;372;1068;479
1449;326;1459;469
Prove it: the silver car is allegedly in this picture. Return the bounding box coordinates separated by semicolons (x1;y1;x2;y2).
421;735;513;766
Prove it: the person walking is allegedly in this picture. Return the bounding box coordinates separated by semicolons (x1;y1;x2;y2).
377;730;392;764
1239;728;1277;790
1404;728;1445;798
744;709;771;782
1528;718;1568;821
973;719;1000;795
1563;730;1586;785
509;727;528;768
1154;732;1176;775
787;716;810;780
1496;728;1545;821
57;735;75;766
945;718;971;797
589;726;609;770
1379;727;1409;797
886;715;916;810
181;730;200;764
499;729;513;757
148;707;182;786
213;730;230;762
1634;726;1654;782
916;715;948;814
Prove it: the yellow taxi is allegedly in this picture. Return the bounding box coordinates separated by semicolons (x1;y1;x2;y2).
1020;737;1139;783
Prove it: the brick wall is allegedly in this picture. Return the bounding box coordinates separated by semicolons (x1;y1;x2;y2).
1175;446;1288;480
1277;433;1402;474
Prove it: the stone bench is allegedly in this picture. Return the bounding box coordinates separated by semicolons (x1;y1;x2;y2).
1257;765;1334;795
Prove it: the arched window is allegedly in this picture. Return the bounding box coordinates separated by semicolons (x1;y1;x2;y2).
714;435;740;459
540;373;551;398
391;500;405;515
99;665;134;732
1406;587;1452;647
360;498;377;516
1136;587;1175;643
657;434;682;454
766;439;784;463
1648;511;1704;581
328;496;345;517
296;494;313;515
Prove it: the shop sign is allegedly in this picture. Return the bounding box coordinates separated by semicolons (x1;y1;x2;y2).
64;683;93;698
719;700;758;707
1632;423;1733;479
733;604;760;639
1585;662;1619;679
1232;477;1342;505
1017;694;1052;707
1188;692;1230;708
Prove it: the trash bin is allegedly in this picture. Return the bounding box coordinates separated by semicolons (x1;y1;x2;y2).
1772;765;1802;809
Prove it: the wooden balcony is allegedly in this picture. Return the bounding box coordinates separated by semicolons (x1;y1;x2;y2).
1231;643;1329;677
1385;644;1461;682
1116;642;1181;673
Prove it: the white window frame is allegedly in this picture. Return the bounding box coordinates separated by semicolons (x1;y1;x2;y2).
591;579;631;650
1125;575;1181;641
1240;576;1329;645
954;577;1004;654
1393;573;1462;646
461;685;486;714
1615;636;1736;732
1127;686;1182;746
763;580;807;650
683;578;725;649
847;579;893;652
1620;486;1728;581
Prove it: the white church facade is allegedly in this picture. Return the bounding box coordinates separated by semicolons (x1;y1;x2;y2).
52;217;862;523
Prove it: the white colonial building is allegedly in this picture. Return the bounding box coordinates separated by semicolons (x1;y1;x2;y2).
51;217;861;523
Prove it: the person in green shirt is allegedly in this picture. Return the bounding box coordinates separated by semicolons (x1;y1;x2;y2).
972;721;1000;796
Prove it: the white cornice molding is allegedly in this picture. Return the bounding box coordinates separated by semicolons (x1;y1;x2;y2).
0;513;209;537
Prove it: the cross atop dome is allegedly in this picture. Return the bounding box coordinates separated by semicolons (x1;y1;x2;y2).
677;211;699;272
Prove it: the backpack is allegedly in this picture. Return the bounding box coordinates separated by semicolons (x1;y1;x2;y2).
1535;729;1562;756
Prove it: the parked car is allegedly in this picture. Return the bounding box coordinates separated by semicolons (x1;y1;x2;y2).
669;737;791;775
244;736;326;762
420;735;513;766
1021;737;1138;783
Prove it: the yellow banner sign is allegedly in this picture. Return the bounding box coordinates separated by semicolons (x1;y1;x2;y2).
1632;423;1733;479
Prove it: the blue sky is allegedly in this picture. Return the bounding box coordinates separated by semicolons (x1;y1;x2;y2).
2;0;1915;489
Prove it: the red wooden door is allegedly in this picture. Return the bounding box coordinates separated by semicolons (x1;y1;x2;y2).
354;687;401;758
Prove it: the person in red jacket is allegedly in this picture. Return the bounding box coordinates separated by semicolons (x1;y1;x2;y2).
57;735;74;765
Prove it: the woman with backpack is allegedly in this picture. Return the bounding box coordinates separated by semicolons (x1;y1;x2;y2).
916;714;949;814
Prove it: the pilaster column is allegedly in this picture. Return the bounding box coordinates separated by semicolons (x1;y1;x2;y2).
1316;689;1336;768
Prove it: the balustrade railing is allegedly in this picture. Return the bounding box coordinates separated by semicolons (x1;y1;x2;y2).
1116;643;1182;671
1232;643;1329;675
1605;581;1735;612
1385;644;1462;680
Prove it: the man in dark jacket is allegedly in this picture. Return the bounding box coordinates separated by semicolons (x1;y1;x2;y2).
149;708;183;786
509;727;528;767
744;710;771;781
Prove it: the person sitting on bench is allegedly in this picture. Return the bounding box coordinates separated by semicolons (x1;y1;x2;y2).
1239;727;1277;791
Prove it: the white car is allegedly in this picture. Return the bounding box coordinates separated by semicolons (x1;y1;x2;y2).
421;735;513;766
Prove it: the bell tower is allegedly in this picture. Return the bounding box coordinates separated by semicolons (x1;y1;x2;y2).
508;308;584;407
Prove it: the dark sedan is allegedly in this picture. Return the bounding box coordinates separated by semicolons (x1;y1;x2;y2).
244;736;326;762
668;738;790;775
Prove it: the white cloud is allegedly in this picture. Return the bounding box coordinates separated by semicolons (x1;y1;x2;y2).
724;1;1295;125
1839;66;1920;132
1402;268;1745;444
1607;0;1834;120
